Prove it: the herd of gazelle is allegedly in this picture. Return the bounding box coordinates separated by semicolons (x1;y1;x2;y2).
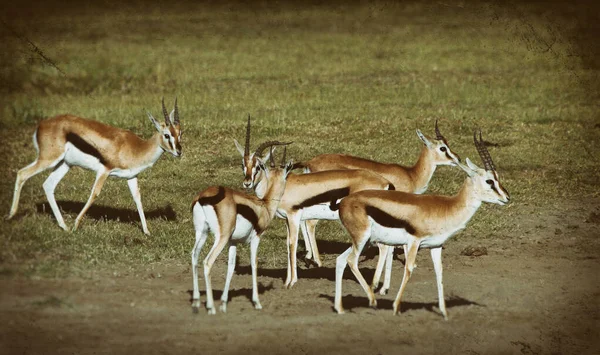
7;100;509;319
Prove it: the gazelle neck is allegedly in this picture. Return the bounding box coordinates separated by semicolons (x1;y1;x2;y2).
445;178;482;230
142;133;166;168
254;170;269;199
407;146;437;193
260;172;286;220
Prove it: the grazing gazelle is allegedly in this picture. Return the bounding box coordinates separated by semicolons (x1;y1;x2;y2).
334;130;510;319
191;146;294;314
295;121;462;295
7;98;182;234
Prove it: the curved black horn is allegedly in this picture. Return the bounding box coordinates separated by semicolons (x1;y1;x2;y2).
173;97;180;126
280;146;287;167
474;129;496;171
244;115;251;157
269;146;276;168
161;97;170;126
254;140;292;157
435;119;445;141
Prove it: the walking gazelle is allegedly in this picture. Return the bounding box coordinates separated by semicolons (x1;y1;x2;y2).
7;98;182;234
334;130;509;319
191;144;294;314
295;121;461;294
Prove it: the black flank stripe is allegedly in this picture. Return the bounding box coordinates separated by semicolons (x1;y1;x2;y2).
366;206;417;235
292;187;350;210
198;186;226;206
66;132;108;166
236;204;260;232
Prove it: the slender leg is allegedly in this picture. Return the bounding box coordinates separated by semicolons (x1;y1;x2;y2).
191;204;208;313
393;241;420;315
334;247;352;314
72;169;109;232
203;232;230;315
250;234;262;309
346;236;376;309
299;220;313;260
380;245;395;295
284;213;301;289
42;162;70;231
127;178;149;235
371;243;390;291
430;247;448;320
8;158;59;219
219;243;237;313
305;219;321;266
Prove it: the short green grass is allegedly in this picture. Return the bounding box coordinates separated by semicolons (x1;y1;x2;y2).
1;1;598;277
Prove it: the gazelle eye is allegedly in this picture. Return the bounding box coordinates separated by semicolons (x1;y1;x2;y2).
486;179;494;185
440;147;447;152
164;134;170;139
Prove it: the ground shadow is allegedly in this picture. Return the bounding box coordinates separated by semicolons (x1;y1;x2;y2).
186;282;274;303
310;240;407;262
237;265;378;283
318;294;484;314
35;200;177;222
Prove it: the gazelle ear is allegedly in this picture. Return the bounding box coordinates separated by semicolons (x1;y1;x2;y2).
284;160;294;175
465;157;480;171
233;139;245;157
256;156;266;170
147;112;162;132
416;129;433;148
169;109;175;123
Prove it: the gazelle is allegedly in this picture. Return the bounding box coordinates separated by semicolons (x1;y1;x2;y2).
7;98;182;234
233;119;395;289
295;121;461;295
334;130;509;319
191;146;294;314
233;116;315;256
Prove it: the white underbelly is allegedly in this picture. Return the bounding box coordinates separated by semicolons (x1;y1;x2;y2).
369;219;458;249
300;204;339;220
231;215;254;241
64;143;105;171
370;221;414;246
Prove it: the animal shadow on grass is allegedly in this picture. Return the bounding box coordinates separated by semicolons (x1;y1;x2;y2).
186;282;275;304
310;240;406;262
237;264;378;283
36;201;177;222
317;294;484;314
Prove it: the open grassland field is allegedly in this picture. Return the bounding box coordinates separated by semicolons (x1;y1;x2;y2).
1;1;599;354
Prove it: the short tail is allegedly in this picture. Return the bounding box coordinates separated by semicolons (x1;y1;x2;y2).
329;198;342;211
291;162;306;171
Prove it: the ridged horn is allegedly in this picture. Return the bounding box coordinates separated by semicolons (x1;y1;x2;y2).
161;97;171;126
244;115;251;157
173;97;180;126
254;140;292;157
474;129;496;171
435;119;445;141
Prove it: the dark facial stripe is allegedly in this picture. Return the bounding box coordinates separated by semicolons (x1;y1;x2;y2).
292;187;351;210
236;204;260;233
66;132;109;167
366;205;417;235
197;186;226;206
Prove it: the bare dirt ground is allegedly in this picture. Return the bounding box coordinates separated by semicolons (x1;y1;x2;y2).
1;199;599;355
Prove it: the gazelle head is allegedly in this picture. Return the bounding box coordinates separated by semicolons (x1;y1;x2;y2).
233;115;291;189
147;97;183;157
416;120;461;166
257;145;295;198
458;130;510;205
